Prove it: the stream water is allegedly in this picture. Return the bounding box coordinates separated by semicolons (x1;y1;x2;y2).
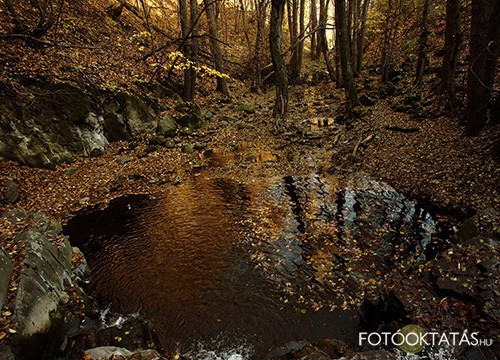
64;175;454;359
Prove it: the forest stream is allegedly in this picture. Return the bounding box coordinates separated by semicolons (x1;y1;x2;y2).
64;174;455;359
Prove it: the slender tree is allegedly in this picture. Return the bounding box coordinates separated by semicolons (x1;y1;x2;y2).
270;0;289;119
439;0;461;113
253;0;269;89
465;0;499;134
415;0;430;86
287;0;300;82
310;0;319;59
354;0;370;74
335;0;359;118
204;0;230;96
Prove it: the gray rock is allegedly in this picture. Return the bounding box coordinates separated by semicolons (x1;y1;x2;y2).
117;155;132;164
149;136;167;146
13;218;73;337
72;246;90;280
0;83;108;168
164;138;176;149
84;346;133;359
127;349;162;360
157;114;177;137
115;92;157;137
0;248;13;309
65;167;77;176
181;144;195;154
4;179;19;204
174;102;204;129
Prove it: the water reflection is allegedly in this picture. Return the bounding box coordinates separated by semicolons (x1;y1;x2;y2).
65;175;451;358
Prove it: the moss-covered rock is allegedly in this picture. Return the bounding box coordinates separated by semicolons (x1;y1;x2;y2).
174;102;204;129
156;114;177;137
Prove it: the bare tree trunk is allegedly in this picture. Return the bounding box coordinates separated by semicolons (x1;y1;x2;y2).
439;0;461;113
465;0;499;134
270;0;289;119
355;0;370;74
288;0;300;83
298;0;305;72
380;0;392;83
179;0;198;101
350;0;360;72
204;0;229;96
253;0;268;89
415;0;430;86
335;0;359;119
310;0;319;59
318;0;327;57
335;29;343;87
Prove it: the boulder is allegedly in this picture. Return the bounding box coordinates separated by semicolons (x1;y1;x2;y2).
103;92;157;140
0;248;13;309
13;216;73;338
4;179;19;204
84;346;133;359
0;82;108;168
156;114;177;137
174;102;204;129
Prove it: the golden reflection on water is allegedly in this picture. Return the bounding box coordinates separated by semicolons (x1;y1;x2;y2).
68;174;440;357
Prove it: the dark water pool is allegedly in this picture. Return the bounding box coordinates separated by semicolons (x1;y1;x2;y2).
64;175;453;359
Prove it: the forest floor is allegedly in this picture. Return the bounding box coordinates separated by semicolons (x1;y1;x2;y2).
1;79;499;344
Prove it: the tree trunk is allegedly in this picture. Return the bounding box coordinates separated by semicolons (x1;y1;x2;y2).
465;0;499;134
297;0;305;72
335;0;359;118
439;0;461;113
288;0;301;82
204;0;230;96
415;0;430;86
380;0;392;83
270;0;289;119
253;0;268;89
351;0;361;73
335;29;343;87
310;0;319;59
355;0;369;74
318;0;328;57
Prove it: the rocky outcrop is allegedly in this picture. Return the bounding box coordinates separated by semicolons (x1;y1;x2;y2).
0;247;13;309
0;81;159;168
102;92;157;141
13;214;73;338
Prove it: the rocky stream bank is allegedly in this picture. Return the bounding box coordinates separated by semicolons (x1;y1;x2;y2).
0;79;499;360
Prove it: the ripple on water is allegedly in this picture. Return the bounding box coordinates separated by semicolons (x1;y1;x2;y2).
64;175;454;358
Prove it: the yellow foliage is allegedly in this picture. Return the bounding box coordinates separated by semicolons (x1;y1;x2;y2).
163;51;231;80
